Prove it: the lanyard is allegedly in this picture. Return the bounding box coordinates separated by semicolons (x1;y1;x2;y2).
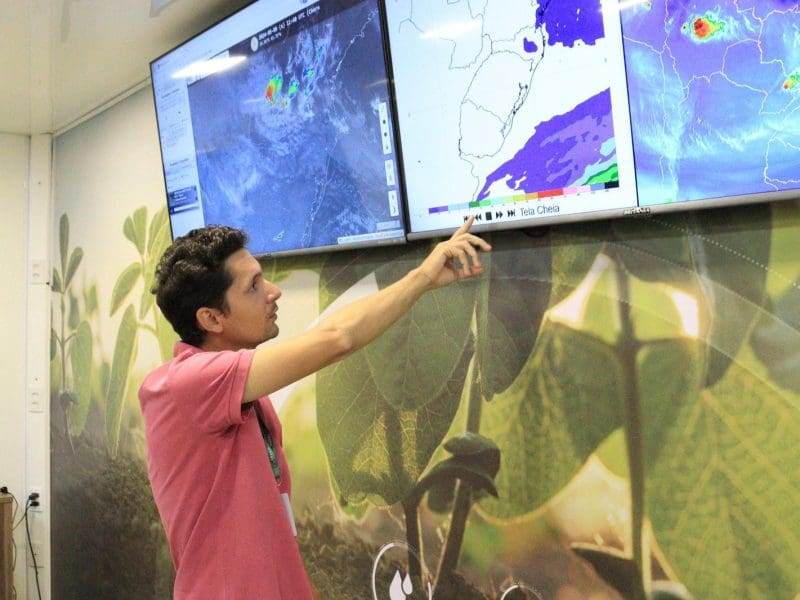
256;408;282;482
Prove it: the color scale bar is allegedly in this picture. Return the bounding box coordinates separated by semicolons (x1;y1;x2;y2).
427;181;619;215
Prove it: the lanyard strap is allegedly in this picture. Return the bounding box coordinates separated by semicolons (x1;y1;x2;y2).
256;408;282;482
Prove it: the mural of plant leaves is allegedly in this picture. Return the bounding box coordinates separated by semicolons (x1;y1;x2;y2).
64;246;84;290
548;223;606;308
479;322;624;518
67;320;93;437
50;328;58;361
638;338;705;468
123;206;148;255
110;263;142;316
475;231;552;399
645;361;800;599
68;294;80;330
52;269;63;293
106;304;139;458
141;208;171;320
610;216;694;283
59;213;69;276
261;253;325;284
685;205;771;387
317;240;476;412
570;543;646;600
317;340;471;506
146;205;166;255
84;283;98;317
750;280;800;392
367;245;476;411
611;207;771;387
418;433;501;512
318;244;411;312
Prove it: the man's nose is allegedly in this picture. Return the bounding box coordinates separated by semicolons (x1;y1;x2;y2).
265;280;281;300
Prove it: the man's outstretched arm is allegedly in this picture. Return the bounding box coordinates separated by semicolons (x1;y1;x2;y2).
242;217;491;403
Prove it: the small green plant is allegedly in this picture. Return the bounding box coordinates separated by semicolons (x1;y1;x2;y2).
51;207;175;457
51;213;92;445
106;206;175;456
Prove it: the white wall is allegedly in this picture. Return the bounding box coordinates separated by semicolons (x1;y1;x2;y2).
0;133;51;599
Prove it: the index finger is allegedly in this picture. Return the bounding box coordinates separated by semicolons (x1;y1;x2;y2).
452;214;476;238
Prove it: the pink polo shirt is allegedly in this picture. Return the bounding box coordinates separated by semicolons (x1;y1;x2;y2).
139;341;313;599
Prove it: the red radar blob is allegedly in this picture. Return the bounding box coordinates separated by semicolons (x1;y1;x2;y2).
693;18;712;38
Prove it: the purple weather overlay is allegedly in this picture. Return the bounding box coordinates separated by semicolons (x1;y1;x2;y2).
476;88;614;199
535;0;605;47
475;0;612;200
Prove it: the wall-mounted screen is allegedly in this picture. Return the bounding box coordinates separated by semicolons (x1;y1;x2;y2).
384;0;800;239
151;0;406;257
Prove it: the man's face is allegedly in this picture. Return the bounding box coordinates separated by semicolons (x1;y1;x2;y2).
215;248;282;350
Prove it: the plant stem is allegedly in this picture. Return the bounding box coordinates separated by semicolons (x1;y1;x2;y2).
60;293;67;392
434;347;481;593
402;500;423;585
609;248;648;597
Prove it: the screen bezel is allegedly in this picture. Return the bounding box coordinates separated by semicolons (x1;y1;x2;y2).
150;0;409;258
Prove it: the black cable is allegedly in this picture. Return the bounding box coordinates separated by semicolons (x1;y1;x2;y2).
23;499;43;600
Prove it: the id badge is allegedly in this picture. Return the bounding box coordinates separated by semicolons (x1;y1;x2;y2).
280;492;297;536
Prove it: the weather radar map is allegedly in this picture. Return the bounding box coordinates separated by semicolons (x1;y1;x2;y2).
178;0;404;255
385;0;638;236
621;0;800;205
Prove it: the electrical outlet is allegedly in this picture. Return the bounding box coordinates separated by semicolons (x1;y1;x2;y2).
28;386;45;413
28;488;42;512
28;541;45;569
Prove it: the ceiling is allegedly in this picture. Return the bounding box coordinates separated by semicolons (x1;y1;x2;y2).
0;0;251;135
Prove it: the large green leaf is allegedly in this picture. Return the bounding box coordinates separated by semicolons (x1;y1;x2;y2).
67;320;93;437
64;247;84;291
317;340;472;506
611;216;694;283
475;230;552;398
68;294;79;330
141;211;170;319
155;306;178;362
686;206;771;386
764;200;800;300
106;304;139;458
110;263;142;316
123;206;148;255
261;253;325;284
59;213;69;276
51;269;62;294
84;283;98;317
479;322;624;518
365;245;476;410
548;223;606;307
638;339;705;468
750;279;800;392
646;362;800;599
146;206;168;255
50;328;58;361
612;207;771;387
318;244;410;312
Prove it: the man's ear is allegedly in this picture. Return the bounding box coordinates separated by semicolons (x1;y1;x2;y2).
196;307;224;335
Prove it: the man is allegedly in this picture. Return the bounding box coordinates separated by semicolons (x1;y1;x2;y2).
139;216;490;599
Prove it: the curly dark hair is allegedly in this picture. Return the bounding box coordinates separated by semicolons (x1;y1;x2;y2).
152;225;248;346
